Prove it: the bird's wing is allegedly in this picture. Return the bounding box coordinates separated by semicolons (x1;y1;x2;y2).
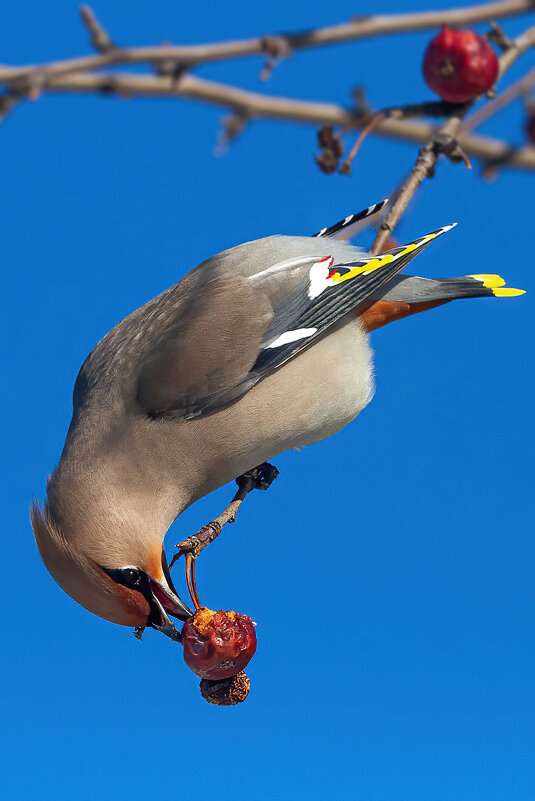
135;274;274;419
312;198;388;240
136;224;454;419
252;224;455;377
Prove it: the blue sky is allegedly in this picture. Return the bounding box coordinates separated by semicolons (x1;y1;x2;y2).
2;2;534;800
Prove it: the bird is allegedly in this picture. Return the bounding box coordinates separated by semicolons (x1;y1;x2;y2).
31;199;524;641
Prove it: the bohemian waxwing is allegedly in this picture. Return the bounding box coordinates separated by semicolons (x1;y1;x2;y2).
32;199;524;640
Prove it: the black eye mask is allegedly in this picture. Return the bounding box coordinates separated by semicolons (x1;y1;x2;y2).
100;565;165;627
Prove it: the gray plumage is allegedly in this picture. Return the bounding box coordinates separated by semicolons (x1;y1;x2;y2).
31;207;522;634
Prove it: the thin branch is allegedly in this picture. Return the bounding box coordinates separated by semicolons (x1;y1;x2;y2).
371;24;535;253
0;0;533;87
34;66;535;171
79;5;114;53
461;66;535;133
0;94;17;124
339;112;389;174
320;100;468;174
372;116;469;254
487;21;517;51
0;6;532;175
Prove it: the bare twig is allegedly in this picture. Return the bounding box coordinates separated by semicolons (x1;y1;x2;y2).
371;115;470;253
215;112;249;155
259;36;293;81
79;6;114;53
487;21;516;52
461;67;535;133
339;112;388;174
0;5;532;175
0;94;17;124
497;23;535;74
35;70;535;171
332;100;468;173
0;0;532;88
371;24;535;253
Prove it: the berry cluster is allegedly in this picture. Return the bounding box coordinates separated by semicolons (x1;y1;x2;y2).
182;607;257;705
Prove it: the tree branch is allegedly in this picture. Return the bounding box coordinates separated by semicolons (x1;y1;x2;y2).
79;5;114;53
26;65;529;172
370;24;535;253
461;66;535;133
0;6;533;176
0;0;532;87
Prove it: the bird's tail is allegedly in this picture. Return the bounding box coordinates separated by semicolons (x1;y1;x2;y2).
360;273;524;332
376;273;525;303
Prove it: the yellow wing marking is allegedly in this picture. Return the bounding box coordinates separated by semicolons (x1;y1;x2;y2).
331;253;396;285
492;287;526;297
468;274;525;296
330;231;443;287
468;274;506;288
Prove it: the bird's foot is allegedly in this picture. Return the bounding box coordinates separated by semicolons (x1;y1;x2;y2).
169;462;279;611
240;461;279;493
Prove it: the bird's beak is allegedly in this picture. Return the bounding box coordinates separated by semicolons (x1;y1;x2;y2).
146;551;192;641
100;554;192;642
150;578;193;621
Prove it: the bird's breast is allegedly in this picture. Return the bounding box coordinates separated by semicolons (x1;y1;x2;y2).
175;317;375;500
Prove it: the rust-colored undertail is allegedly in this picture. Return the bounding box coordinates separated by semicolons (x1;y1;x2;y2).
359;299;450;333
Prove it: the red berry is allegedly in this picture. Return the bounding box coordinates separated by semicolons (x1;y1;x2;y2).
527;114;535;145
182;608;257;680
423;26;499;103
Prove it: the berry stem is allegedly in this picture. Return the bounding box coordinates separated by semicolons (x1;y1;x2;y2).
339;112;387;174
185;553;202;610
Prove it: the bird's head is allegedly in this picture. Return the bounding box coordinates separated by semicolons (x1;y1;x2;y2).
31;501;192;640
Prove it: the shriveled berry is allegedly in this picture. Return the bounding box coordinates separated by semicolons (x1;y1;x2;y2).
423;27;499;103
200;671;251;706
182;607;257;680
315;125;344;174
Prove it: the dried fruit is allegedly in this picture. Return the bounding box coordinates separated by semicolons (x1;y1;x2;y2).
200;671;251;706
315;125;344;174
182;607;257;680
423;27;499;103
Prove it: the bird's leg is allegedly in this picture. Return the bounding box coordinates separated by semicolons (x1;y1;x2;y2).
169;462;279;609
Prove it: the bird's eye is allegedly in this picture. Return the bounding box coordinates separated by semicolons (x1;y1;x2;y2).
100;565;146;590
120;567;143;587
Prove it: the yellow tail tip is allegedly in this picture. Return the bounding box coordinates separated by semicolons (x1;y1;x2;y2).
469;274;506;288
492;287;526;297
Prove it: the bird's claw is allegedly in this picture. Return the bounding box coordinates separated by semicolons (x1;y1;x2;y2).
235;461;279;495
252;462;279;491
